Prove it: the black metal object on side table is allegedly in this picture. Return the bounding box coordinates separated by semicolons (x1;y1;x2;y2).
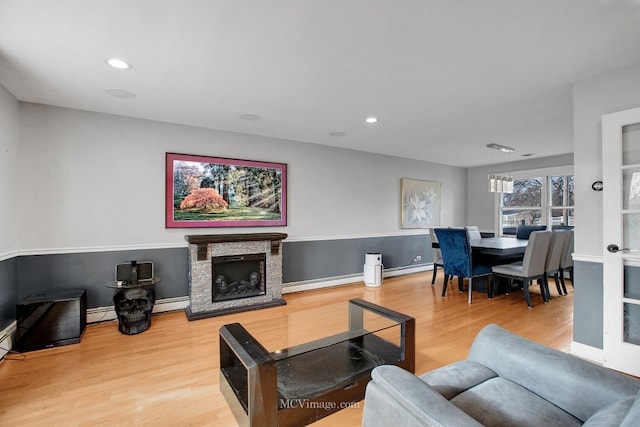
105;261;160;335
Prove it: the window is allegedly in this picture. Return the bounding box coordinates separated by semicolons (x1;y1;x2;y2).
549;175;574;228
501;177;543;235
496;167;574;236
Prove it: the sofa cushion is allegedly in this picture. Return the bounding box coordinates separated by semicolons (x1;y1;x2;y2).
467;324;640;422
420;360;497;400
583;397;634;427
451;377;582;427
620;390;640;427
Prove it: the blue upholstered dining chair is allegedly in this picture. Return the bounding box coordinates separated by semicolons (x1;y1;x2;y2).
434;228;493;304
492;230;553;308
516;224;547;240
428;228;445;285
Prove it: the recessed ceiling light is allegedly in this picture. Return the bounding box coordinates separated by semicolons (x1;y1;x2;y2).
240;113;261;121
365;117;379;124
486;143;515;153
105;88;136;99
329;131;347;137
106;58;132;70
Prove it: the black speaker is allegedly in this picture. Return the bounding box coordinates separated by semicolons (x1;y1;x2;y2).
115;261;154;285
14;289;87;352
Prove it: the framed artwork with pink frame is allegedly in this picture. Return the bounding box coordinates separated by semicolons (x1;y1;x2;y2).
166;152;287;228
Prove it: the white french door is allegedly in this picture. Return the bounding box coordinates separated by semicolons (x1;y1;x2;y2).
602;106;640;376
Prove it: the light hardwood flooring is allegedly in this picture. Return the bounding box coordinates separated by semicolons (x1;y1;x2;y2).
0;271;573;426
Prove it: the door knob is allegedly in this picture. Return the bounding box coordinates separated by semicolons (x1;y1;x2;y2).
607;244;630;253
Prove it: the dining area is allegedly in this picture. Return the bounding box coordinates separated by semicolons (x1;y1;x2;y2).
429;225;574;308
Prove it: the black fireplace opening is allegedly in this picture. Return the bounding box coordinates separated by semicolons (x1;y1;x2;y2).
212;253;267;302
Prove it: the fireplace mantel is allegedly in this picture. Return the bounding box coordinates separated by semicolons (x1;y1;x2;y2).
185;233;288;260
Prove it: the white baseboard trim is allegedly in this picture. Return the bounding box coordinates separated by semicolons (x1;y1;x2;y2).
385;264;431;277
75;265;435;324
0;321;17;360
569;341;604;364
0;297;190;358
87;296;189;324
282;264;431;294
283;274;363;294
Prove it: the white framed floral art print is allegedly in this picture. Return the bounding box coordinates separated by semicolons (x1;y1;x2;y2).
401;179;441;228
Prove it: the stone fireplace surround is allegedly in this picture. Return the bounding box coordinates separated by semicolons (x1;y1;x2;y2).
185;233;287;320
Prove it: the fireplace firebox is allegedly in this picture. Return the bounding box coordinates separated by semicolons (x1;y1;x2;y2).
212;253;266;302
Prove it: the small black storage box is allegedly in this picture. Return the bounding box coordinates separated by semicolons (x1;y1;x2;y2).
14;289;87;352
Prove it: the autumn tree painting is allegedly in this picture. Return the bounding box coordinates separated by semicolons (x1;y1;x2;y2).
166;153;286;227
179;188;228;213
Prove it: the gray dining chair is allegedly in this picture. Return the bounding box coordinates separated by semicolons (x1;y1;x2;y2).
559;230;574;290
464;226;482;240
516;224;547;240
544;230;571;299
492;230;553;308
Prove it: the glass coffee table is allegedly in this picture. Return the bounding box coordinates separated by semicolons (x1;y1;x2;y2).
219;298;415;426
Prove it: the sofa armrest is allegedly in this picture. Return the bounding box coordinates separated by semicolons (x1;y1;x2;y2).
621;390;640;427
362;365;482;427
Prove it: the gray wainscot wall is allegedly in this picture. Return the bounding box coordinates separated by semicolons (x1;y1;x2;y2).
3;233;431;316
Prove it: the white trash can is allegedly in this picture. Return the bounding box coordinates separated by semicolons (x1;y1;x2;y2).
364;253;383;287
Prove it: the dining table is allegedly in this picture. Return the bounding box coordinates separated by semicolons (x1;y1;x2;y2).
432;236;528;258
432;236;530;295
468;237;529;258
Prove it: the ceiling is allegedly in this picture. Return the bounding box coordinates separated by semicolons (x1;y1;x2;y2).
2;1;640;167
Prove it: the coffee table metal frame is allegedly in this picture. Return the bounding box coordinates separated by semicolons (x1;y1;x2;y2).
219;298;415;426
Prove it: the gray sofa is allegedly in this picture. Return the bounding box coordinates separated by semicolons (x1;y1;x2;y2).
362;324;640;426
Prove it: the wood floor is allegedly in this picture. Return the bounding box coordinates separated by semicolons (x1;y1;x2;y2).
0;271;573;426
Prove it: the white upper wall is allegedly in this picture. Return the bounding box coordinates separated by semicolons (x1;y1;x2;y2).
466;59;640;254
17;103;467;251
0;84;20;256
467;154;574;232
573;61;640;257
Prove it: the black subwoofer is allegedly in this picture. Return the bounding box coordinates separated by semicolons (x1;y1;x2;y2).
14;289;87;352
